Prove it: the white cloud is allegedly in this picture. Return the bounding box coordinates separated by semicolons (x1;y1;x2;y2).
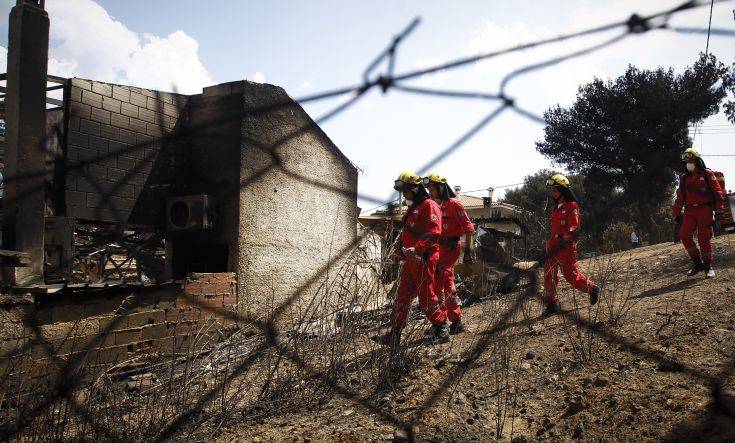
42;0;213;94
297;79;313;92
249;71;267;83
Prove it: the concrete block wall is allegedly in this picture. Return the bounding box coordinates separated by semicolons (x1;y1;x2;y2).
235;81;359;319
0;273;237;390
64;78;188;224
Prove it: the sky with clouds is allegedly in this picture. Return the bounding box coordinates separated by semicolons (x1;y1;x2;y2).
0;0;733;211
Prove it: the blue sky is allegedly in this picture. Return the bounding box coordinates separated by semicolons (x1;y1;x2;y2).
1;0;733;210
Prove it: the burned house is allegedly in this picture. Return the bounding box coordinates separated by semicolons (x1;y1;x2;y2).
4;76;359;312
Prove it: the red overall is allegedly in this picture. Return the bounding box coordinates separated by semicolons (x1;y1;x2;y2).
435;198;475;323
391;198;447;329
543;200;596;302
672;170;726;263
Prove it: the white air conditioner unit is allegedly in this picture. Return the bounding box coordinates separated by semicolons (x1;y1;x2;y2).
166;195;215;231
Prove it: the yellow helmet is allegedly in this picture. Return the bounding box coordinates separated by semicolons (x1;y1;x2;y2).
546;173;570;188
422;172;447;186
681;147;700;160
394;171;422;190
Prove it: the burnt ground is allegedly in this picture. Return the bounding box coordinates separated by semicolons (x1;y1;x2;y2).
215;234;735;442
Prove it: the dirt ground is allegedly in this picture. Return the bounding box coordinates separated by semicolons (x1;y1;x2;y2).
215;234;735;442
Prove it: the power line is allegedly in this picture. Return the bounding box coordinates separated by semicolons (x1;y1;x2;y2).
691;0;717;142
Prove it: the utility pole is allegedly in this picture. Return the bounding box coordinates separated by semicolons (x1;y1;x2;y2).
2;0;49;284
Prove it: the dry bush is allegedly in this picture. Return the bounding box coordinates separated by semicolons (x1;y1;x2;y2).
557;251;641;364
0;223;435;441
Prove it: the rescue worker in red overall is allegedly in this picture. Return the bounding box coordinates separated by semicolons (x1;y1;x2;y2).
672;148;727;278
374;171;450;347
543;174;600;316
423;172;475;334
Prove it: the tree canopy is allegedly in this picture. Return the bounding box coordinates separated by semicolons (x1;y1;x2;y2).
536;53;729;236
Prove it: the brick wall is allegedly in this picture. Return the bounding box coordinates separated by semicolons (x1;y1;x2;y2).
0;273;237;389
64;78;188;224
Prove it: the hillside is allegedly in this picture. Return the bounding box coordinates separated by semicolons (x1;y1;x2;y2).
215;234;735;442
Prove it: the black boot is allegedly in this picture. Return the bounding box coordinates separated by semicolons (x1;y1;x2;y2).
431;322;450;344
372;327;401;347
589;285;600;306
687;257;704;277
542;301;561;317
449;319;466;334
703;261;716;278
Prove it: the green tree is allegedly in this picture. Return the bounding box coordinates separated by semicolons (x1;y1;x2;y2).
537;53;729;239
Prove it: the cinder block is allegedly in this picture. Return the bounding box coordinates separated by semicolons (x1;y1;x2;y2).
107;167;125;183
146;96;162;111
99;154;117;168
39;318;97;339
100;124;119;141
114;328;142;346
88;135;109;152
72;78;92;90
129;172;147;186
66;205;95;220
67;130;89;148
146;123;164;137
108;141;128;156
68;116;80;131
135;133;154;148
79;119;101;136
118;184;135;199
140;323;168;341
121;102;138;118
69;101;91;119
117;156;136;171
65;190;86;206
102;96;121;113
98;345;128;364
76;147;98;163
88;163;107;179
112;85;130;102
82;89;103;108
129;118;147;133
153;335;175;352
127;310;166;327
98;315;127;332
130;92;147;108
111;113;130;129
138;107;159;124
117;128;137;144
90;107;111;125
86;192;103;208
70;86;82;102
92;81;113;97
162;102;179;117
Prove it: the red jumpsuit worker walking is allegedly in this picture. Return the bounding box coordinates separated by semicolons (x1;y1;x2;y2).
374;171;450;347
672;148;727;278
543;174;600;316
423;172;475;334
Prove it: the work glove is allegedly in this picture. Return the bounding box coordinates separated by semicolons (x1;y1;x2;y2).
557;237;570;250
401;247;417;259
